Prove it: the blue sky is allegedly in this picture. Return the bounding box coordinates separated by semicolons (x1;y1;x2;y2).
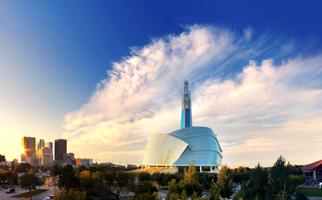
1;1;322;166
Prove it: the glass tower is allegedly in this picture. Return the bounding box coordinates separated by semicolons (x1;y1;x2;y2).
181;80;192;128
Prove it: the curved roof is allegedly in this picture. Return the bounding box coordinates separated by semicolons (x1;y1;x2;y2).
142;126;223;167
169;126;222;166
142;133;188;166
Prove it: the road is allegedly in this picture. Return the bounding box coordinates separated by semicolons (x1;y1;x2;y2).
0;186;54;200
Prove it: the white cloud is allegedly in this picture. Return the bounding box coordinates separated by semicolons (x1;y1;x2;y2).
63;25;322;167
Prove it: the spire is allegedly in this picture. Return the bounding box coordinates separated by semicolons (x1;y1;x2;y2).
181;80;192;128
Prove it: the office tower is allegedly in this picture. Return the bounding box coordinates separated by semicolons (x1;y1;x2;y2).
45;141;53;151
181;80;192;128
38;146;53;167
21;136;38;165
37;139;45;149
55;139;67;161
36;139;53;167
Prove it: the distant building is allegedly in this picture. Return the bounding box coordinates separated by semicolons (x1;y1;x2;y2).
36;139;53;167
37;139;45;149
76;158;93;168
55;139;67;161
21;137;39;166
62;153;75;166
45;141;53;151
127;164;138;170
301;160;322;182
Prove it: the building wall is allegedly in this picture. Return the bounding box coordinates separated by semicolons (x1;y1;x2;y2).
142;127;223;168
54;139;67;161
21;137;37;165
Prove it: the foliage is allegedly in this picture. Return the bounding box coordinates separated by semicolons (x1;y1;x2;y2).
198;173;216;190
50;164;61;176
0;171;18;185
16;163;32;173
130;192;158;200
117;171;131;187
294;190;308;200
233;156;307;200
58;165;79;189
91;171;104;183
240;164;269;199
209;185;220;200
54;189;87;200
138;172;151;182
20;173;42;190
168;190;188;200
132;178;157;200
135;180;157;194
20;172;42;200
215;164;233;199
183;164;197;184
105;171;117;186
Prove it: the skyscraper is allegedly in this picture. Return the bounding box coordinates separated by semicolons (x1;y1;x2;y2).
37;139;45;150
181;80;192;128
36;139;53;167
54;139;67;161
21;137;38;165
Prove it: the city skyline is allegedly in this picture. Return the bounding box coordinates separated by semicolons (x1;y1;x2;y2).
1;1;322;167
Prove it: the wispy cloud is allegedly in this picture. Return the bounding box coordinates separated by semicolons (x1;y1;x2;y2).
63;25;322;166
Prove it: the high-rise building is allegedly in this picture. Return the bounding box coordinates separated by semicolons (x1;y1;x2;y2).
45;141;53;151
36;139;53;167
38;147;53;167
21;137;38;166
181;80;192;128
37;139;45;149
55;139;67;161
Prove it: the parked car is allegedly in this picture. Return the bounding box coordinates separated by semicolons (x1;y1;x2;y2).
319;182;322;189
6;187;15;193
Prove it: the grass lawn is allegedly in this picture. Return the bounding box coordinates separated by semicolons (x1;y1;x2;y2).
299;188;322;197
13;189;48;198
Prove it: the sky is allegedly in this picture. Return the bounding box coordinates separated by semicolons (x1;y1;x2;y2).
0;0;322;167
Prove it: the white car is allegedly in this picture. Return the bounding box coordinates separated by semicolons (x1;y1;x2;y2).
319;182;322;189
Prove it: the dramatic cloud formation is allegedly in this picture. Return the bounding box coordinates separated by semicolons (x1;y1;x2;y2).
63;25;322;167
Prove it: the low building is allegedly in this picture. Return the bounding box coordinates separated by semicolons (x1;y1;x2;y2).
61;153;76;166
76;158;93;167
301;160;322;182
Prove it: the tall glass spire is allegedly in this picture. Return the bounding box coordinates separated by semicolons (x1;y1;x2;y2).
181;80;192;128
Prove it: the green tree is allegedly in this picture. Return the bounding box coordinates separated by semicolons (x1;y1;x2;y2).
130;193;157;200
183;164;197;184
295;190;308;200
135;180;157;194
216;165;233;199
20;173;42;200
241;164;269;200
59;165;79;189
209;185;220;200
269;156;294;199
